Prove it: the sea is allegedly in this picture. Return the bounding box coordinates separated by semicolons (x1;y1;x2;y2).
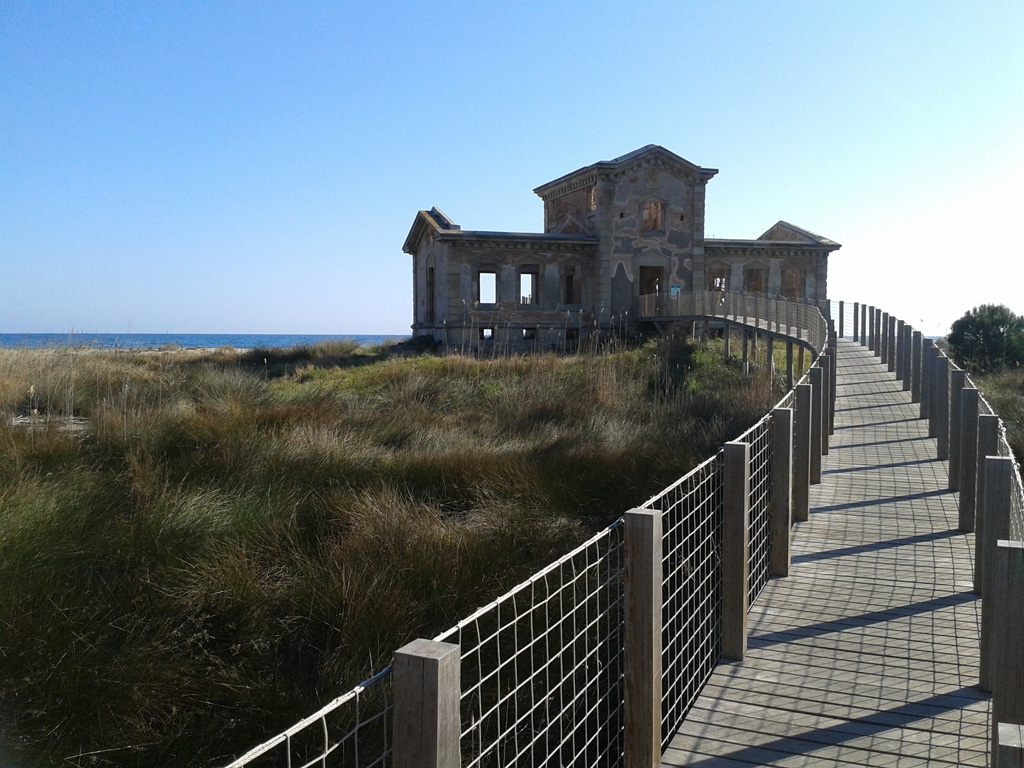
0;333;408;350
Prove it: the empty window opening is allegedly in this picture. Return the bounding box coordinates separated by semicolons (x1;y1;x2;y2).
566;328;580;342
478;271;497;304
642;202;663;231
520;271;538;305
522;328;537;340
782;268;804;299
562;269;581;304
426;267;435;323
744;267;767;295
479;327;493;340
707;266;729;292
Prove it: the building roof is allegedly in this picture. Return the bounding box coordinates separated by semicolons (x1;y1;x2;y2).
532;144;719;201
402;207;596;255
706;221;841;254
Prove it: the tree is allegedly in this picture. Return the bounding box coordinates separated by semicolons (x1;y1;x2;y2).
947;304;1024;373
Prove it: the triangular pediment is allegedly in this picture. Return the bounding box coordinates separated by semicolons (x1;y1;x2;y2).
402;207;460;255
758;221;839;247
533;145;718;200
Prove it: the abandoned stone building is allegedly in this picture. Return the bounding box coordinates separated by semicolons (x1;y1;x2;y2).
403;145;840;351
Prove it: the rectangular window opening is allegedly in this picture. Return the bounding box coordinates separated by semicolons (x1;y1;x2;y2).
478;271;497;304
642;201;663;231
520;271;538;305
522;328;537;340
426;267;435;322
479;327;493;340
563;269;581;305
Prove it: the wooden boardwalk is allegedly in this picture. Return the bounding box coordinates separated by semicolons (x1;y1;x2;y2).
664;337;991;767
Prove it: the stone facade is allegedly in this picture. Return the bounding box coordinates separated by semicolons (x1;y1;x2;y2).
403;145;840;351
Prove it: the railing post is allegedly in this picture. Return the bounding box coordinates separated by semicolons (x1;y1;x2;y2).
861;304;868;347
875;309;883;356
838;300;845;338
887;316;897;373
979;457;1012;690
959;387;980;532
809;366;824;484
771;407;793;576
394;639;462;768
853;301;859;342
895;320;905;381
995;723;1024;768
829;335;837;435
880;312;888;362
949;370;967;490
722;441;750;661
793;384;812;522
902;324;913;392
786;342;794;390
921;341;936;427
935;355;951;461
820;353;831;455
868;306;875;351
624;508;663;768
974;415;1001;596
911;331;923;403
990;538;1024;761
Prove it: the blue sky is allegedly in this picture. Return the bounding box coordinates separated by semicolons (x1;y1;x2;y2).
2;1;1022;335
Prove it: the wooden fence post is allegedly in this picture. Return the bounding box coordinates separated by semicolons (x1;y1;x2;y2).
793;384;812;522
995;723;1024;768
979;456;1013;690
838;300;844;338
394;639;461;768
911;331;923;403
867;307;875;351
895;320;905;381
879;312;888;362
771;407;793;576
854;302;859;341
949;370;967;490
902;324;913;392
974;415;1001;596
624;508;663;768
809;367;823;484
920;339;934;422
722;441;750;661
935;355;950;461
829;336;837;435
887;314;895;366
819;354;831;456
861;304;868;347
959;387;980;533
991;538;1024;761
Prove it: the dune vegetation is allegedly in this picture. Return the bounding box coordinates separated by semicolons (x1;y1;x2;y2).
0;337;786;767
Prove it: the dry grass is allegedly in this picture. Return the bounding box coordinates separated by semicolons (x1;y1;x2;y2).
0;338;780;767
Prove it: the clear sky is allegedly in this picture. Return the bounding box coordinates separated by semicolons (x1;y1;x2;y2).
2;1;1022;336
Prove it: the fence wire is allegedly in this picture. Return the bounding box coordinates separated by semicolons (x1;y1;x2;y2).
222;668;392;768
642;452;723;749
737;415;773;606
434;522;625;768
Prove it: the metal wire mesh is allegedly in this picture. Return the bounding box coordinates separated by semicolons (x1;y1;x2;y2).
434;522;625;768
738;415;773;605
642;452;723;749
221;668;392;768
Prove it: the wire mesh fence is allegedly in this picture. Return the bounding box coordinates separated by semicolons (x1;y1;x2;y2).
222;668;392;768
642;452;723;748
219;295;833;768
740;415;773;606
433;522;626;768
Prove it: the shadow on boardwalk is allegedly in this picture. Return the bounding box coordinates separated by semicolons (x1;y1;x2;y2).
664;338;990;767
